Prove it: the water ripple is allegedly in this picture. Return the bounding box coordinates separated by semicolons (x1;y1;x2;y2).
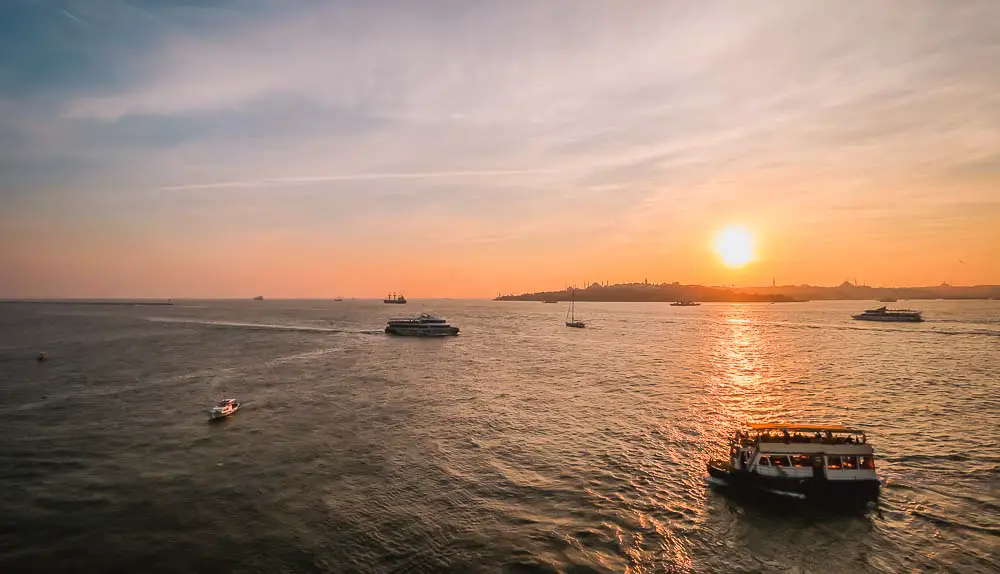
0;299;996;572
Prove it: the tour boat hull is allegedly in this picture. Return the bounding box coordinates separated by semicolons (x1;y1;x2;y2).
706;460;880;502
852;314;922;322
384;326;459;337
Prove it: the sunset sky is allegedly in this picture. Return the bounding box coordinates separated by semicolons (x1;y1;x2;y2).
1;0;998;298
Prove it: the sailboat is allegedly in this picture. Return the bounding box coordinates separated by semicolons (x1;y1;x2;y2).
565;290;586;328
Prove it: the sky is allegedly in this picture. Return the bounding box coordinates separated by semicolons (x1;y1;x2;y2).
1;0;998;298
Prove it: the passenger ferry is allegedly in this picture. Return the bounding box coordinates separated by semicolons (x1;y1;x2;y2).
706;423;880;502
670;300;700;306
852;306;922;322
385;313;459;337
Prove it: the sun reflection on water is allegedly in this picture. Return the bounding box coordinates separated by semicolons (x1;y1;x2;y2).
711;306;781;431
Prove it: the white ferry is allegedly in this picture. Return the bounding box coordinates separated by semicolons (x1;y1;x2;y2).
852;306;922;322
385;313;459;337
707;424;880;502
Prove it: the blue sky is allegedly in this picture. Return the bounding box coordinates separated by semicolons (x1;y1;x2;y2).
1;0;998;297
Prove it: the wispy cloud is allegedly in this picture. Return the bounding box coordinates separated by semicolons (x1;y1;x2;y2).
59;9;91;27
158;168;559;191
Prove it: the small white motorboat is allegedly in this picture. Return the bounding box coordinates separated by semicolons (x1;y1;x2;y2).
209;398;240;420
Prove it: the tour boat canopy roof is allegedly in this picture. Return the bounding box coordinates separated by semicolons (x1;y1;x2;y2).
748;423;864;433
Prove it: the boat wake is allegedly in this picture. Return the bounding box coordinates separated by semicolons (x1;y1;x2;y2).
146;317;383;335
704;477;808;500
704;476;729;488
762;488;807;500
746;319;1000;338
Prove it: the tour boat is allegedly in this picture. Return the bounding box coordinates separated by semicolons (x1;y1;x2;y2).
670;301;700;306
706;423;880;502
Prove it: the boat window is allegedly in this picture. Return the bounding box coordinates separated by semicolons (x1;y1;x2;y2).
759;456;770;466
790;455;811;467
768;455;790;467
826;456;842;469
842;455;858;470
859;456;875;470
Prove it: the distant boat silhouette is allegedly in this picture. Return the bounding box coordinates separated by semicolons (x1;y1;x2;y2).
384;292;407;304
565;290;585;328
253;295;264;301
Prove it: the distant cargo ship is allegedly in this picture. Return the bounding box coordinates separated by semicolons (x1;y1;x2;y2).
384;293;407;304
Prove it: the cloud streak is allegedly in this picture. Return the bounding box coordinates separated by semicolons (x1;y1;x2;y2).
157;168;560;191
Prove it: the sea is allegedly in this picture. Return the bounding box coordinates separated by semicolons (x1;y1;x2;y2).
0;299;997;573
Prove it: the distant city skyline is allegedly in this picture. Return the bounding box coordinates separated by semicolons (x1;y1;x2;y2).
1;1;998;298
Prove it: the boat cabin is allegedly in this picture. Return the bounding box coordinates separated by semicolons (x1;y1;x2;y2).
387;313;447;325
729;424;876;482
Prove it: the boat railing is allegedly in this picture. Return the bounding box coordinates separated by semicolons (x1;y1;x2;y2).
754;434;866;446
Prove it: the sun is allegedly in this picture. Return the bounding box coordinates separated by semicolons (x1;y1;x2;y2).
713;226;755;268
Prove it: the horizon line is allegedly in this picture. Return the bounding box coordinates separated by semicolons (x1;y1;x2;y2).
3;281;998;301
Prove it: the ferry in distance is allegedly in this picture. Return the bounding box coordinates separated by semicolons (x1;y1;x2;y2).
670;301;700;306
707;423;880;503
385;313;459;337
852;306;922;322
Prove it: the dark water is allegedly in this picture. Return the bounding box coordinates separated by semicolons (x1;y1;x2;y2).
1;299;997;573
